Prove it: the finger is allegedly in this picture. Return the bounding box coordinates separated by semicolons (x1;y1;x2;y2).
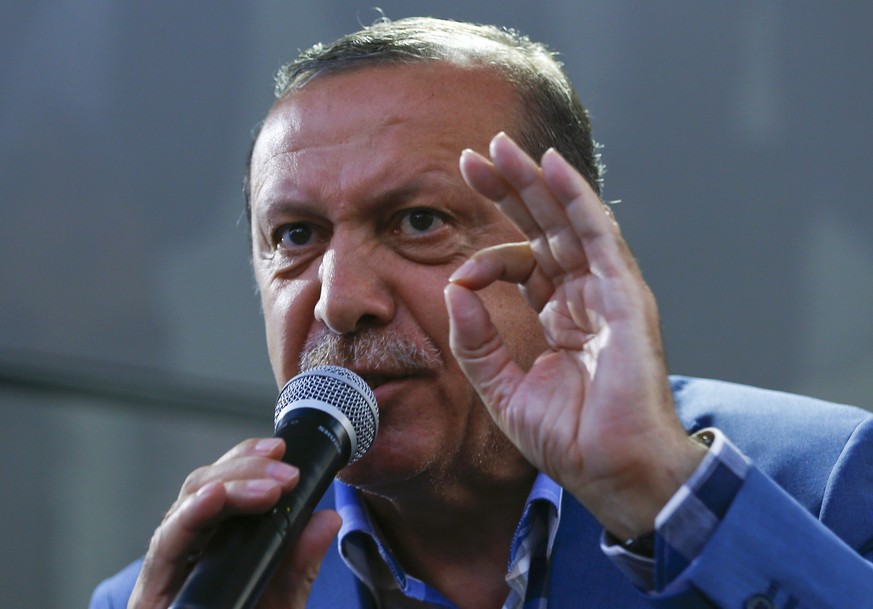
130;481;228;608
163;479;288;564
264;510;343;608
132;475;294;609
215;437;286;464
154;482;228;565
486;133;563;234
459;146;515;202
450;242;536;287
488;133;589;274
460;146;564;278
179;439;298;502
179;457;298;503
540;148;637;278
444;282;524;414
450;242;555;313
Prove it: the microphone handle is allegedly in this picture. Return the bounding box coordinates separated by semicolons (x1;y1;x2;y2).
170;408;352;609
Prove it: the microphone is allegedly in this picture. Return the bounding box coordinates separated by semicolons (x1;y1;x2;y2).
170;365;378;609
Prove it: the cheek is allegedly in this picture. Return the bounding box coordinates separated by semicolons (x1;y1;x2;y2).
260;280;320;387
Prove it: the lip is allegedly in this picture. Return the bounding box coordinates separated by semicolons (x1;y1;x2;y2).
354;372;413;406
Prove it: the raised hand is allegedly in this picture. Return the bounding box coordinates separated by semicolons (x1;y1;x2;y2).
128;438;340;609
445;133;705;539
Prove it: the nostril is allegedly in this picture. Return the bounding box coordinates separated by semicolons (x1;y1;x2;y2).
355;313;385;331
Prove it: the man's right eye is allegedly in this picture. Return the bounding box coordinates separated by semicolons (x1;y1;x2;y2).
275;224;313;248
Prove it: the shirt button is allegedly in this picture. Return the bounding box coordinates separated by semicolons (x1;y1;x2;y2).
744;594;775;609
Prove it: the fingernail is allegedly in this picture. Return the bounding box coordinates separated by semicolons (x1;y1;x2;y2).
489;132;509;155
255;438;283;453
267;462;298;483
542;147;566;165
460;148;487;162
449;259;475;283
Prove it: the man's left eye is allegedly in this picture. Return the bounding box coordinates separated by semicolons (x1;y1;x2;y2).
398;209;445;234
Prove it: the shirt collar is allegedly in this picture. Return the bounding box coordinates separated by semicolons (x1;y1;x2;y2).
333;472;563;602
334;473;562;540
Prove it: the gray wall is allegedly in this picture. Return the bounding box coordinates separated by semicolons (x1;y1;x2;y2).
2;2;871;607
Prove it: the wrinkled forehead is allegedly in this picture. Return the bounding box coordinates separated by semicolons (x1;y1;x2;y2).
249;62;523;200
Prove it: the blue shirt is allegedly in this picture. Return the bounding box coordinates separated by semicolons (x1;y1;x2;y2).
334;427;747;607
335;475;562;608
87;377;873;609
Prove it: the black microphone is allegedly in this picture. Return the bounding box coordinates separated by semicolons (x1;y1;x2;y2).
169;365;378;609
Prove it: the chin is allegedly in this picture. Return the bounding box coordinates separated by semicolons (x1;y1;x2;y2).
335;433;435;495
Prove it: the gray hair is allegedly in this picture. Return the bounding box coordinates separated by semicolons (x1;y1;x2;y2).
244;16;603;223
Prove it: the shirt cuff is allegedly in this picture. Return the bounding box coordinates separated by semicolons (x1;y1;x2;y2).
601;427;751;591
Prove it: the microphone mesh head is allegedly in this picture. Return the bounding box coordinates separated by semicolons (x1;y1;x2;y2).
274;365;378;464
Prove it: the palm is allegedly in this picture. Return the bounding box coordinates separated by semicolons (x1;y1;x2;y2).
504;268;656;489
448;134;684;526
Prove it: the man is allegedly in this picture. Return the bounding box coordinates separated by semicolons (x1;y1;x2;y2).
91;17;873;609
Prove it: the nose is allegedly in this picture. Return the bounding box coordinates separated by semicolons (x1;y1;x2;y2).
314;239;395;334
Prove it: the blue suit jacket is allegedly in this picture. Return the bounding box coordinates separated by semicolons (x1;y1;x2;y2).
89;377;873;608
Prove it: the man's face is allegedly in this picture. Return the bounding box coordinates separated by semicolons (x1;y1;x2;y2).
249;63;544;493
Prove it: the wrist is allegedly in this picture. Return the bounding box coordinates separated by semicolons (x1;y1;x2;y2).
589;434;709;539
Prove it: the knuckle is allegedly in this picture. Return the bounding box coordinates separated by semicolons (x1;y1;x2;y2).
180;465;210;496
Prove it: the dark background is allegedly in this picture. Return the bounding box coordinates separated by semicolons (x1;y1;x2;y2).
2;3;871;607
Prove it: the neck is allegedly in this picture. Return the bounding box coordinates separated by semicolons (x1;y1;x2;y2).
361;462;538;609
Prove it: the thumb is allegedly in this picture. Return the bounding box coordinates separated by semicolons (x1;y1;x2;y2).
260;509;342;609
444;281;524;415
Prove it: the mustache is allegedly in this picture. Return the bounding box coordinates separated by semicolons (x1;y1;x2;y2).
299;328;442;373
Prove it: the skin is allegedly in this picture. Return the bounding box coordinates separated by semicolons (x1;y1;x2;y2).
249;64;546;504
129;61;705;609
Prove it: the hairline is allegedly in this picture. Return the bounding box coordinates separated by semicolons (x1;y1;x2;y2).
245;58;541;227
244;18;603;231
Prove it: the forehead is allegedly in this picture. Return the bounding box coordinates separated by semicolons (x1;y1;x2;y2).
249;63;521;200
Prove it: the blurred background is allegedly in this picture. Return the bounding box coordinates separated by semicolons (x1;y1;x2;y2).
2;2;872;607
